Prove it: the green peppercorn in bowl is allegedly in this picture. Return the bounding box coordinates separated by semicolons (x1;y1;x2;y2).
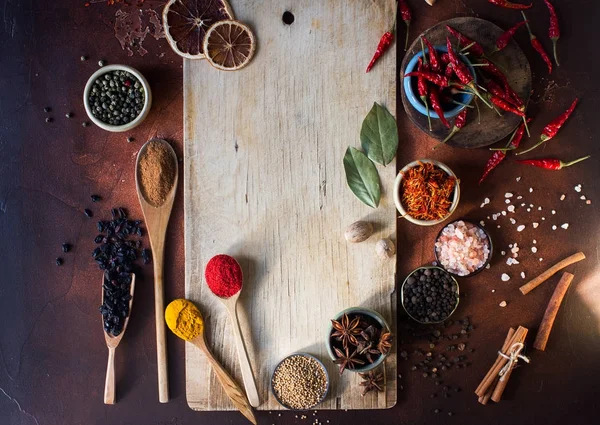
83;64;152;132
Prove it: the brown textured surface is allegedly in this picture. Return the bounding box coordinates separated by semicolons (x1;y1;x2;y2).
401;17;532;148
0;1;598;425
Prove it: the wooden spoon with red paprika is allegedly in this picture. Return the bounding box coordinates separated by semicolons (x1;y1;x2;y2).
205;254;260;407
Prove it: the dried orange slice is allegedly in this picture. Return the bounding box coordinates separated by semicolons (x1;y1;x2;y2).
203;20;256;71
162;0;234;59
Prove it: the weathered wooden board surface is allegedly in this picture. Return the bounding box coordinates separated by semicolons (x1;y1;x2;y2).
184;0;397;410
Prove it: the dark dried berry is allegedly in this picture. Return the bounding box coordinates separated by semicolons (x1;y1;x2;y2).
62;243;71;253
430;393;436;398
434;409;440;413
447;412;453;416
44;107;51;113
56;258;63;266
91;195;102;202
45;117;53;123
84;208;93;218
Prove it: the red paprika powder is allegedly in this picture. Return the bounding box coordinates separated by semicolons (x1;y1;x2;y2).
205;254;243;298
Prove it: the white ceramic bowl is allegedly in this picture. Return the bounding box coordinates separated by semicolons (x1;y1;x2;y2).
83;64;152;132
393;159;460;226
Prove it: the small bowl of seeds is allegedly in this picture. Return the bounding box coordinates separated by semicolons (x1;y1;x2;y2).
271;353;329;410
83;64;152;132
401;266;460;324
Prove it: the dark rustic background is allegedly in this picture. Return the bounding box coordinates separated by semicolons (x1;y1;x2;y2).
1;1;598;424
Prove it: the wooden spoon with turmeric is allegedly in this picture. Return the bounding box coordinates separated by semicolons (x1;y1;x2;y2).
135;138;178;403
165;299;257;425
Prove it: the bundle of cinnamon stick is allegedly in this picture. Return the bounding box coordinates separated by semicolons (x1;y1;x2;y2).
475;326;529;404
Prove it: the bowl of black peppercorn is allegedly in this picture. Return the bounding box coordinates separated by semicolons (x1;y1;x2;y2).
83;64;152;132
401;266;459;324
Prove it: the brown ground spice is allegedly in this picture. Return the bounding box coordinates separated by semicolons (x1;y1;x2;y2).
138;140;176;207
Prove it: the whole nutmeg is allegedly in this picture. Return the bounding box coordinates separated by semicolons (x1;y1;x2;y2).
375;238;396;259
344;221;374;243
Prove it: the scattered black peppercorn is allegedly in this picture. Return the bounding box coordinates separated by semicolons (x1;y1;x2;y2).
448;412;453;416
84;208;93;218
65;112;73;118
82;121;89;127
98;60;106;67
45;117;53;123
44;107;51;113
127;136;134;143
56;258;63;266
62;243;71;253
91;194;102;202
81;55;87;61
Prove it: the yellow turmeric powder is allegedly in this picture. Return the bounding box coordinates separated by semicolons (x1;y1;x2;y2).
165;299;204;341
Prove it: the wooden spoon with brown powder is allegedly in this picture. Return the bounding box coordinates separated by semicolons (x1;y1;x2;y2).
135;138;178;403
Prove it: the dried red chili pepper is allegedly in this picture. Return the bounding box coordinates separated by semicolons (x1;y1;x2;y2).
366;3;397;73
435;109;468;149
444;63;454;79
485;80;518;108
399;0;412;51
517;156;590;170
479;58;524;108
488;0;531;9
522;12;552;74
404;71;450;87
518;98;578;155
446;25;485;57
440;52;450;65
490;95;526;117
492;21;528;53
490;117;532;152
417;58;432;131
429;89;451;129
479;151;506;185
421;36;441;73
543;0;560;66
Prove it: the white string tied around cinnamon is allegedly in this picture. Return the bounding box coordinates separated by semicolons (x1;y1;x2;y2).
498;342;530;381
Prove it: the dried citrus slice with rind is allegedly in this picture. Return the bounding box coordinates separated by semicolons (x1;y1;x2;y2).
162;0;234;59
203;20;256;71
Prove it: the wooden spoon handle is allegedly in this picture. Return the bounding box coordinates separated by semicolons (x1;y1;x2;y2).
195;339;257;425
153;257;169;403
229;306;260;407
104;347;116;404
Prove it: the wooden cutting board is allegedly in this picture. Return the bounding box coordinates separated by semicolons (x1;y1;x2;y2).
184;0;397;410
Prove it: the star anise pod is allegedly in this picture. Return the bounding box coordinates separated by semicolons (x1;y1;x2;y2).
377;330;393;355
359;369;384;396
331;313;362;349
356;325;381;363
333;346;365;375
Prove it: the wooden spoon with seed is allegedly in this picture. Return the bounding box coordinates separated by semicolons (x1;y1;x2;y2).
135;138;178;403
103;274;135;404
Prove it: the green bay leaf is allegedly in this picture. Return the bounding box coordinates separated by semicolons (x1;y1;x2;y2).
343;147;381;208
360;102;398;166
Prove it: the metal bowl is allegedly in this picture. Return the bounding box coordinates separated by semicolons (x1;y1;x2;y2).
325;307;391;373
434;219;493;278
270;353;329;410
401;266;460;324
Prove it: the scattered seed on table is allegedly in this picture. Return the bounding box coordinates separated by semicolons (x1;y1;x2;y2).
82;121;89;127
501;273;510;281
434;408;440;413
62;243;71;253
56;258;63;266
65;112;73;118
501;211;507;216
98;60;106;67
580;195;586;200
91;194;101;202
560;194;566;200
510;218;516;225
539;258;544;262
517;225;525;232
574;184;582;192
499;301;507;307
84;208;93;218
586;200;592;205
552;225;557;230
80;55;87;61
531;247;538;253
45;117;52;123
44;107;51;113
551;210;556;214
516;177;521;182
508;205;515;213
485;264;491;269
529;188;533;193
561;223;569;229
532;222;539;228
505;192;513;198
505;199;511;204
127;137;134;143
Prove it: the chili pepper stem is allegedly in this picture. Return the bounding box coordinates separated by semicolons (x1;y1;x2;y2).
404;22;410;51
492;105;503;117
451;100;475;109
552;38;560;66
561;155;590;168
421;95;433;131
434;127;460;149
420;38;428;65
522;116;531;137
475;98;481;124
469;63;490;67
460;42;476;53
516;139;544;155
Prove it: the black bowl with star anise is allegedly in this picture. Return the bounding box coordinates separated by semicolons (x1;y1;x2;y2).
326;307;393;375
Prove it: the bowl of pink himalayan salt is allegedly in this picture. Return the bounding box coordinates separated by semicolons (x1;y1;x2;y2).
434;220;492;277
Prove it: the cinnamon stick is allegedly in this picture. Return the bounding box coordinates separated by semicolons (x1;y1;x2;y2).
475;326;528;397
533;272;574;351
475;327;515;395
519;252;585;295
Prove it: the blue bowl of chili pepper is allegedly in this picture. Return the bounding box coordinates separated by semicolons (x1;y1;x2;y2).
403;46;476;120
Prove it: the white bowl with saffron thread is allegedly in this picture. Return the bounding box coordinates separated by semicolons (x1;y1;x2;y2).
393;159;460;226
